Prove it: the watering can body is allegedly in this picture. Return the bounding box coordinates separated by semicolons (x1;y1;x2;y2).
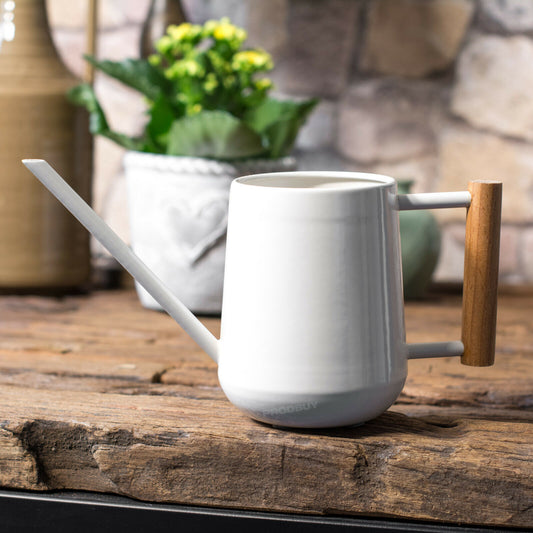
219;174;406;427
22;161;502;428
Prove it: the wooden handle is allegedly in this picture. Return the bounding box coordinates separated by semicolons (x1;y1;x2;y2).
461;181;502;366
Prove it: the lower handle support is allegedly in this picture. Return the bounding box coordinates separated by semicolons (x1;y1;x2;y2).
407;341;464;360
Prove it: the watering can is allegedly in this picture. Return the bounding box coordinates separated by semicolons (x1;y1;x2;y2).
23;160;502;428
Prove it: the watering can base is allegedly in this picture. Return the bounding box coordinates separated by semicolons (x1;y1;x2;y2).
221;378;406;429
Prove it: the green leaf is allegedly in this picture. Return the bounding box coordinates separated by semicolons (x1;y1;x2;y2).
167;110;265;159
67;83;108;130
67;83;145;152
245;97;318;158
146;94;176;152
84;55;170;101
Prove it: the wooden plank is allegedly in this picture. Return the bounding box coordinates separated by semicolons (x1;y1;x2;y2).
1;384;532;526
402;353;533;413
403;293;533;414
0;289;532;528
0;290;219;386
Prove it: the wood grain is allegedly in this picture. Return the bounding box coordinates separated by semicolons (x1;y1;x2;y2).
461;181;502;367
0;289;532;528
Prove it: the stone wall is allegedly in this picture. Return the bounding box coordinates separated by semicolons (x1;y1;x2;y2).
48;0;533;284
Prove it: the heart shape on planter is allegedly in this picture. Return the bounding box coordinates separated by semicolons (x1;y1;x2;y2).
165;192;229;266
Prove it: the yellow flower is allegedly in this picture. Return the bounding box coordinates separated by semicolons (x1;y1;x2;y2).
213;17;247;43
165;59;204;79
167;23;202;42
213;21;235;40
148;54;161;66
184;59;203;76
155;35;173;54
236;28;247;42
203;19;218;36
233;50;273;71
255;78;273;91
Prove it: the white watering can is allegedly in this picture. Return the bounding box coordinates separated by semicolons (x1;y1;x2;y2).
23;160;502;428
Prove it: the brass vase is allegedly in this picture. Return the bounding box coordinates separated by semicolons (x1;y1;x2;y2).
0;0;91;290
140;0;186;58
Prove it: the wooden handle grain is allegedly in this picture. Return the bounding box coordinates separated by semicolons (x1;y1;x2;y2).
461;181;502;366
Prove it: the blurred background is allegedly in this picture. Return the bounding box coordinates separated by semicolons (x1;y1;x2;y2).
45;0;531;286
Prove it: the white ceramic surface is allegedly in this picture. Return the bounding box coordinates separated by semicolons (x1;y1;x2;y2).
23;161;473;428
124;152;296;314
219;173;407;426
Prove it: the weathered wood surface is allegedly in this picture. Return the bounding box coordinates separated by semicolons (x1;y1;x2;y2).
0;289;532;528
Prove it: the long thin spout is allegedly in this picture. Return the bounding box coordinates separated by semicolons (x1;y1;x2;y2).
22;159;219;363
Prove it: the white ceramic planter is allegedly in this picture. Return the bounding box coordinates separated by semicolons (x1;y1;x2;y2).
124;152;296;314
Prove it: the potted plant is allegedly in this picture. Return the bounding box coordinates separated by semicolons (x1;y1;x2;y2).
69;18;317;313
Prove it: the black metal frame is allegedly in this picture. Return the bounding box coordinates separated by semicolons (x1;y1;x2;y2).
0;490;529;533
